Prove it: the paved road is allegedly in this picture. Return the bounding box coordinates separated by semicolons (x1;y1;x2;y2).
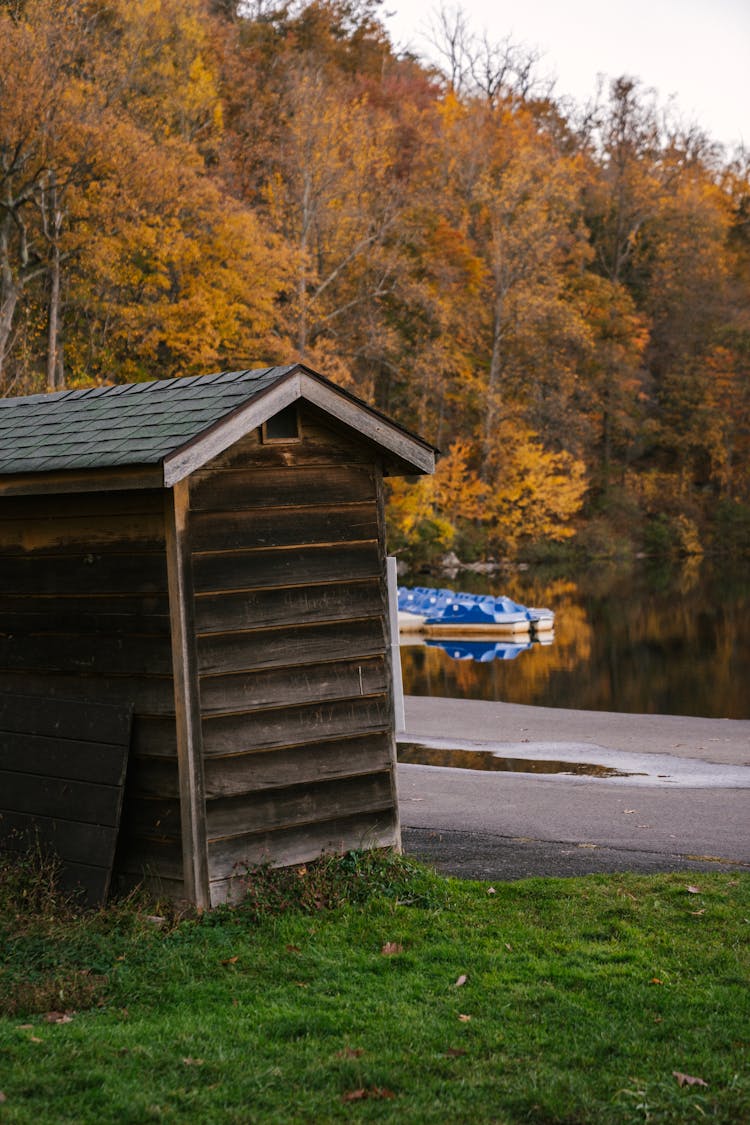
398;696;750;880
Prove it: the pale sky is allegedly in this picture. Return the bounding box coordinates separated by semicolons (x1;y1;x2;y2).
384;0;749;151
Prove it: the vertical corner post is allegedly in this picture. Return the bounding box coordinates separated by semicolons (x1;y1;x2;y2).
164;479;210;908
374;468;402;850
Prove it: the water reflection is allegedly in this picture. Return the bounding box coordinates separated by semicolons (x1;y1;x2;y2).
398;741;642;778
399;557;750;719
424;638;533;662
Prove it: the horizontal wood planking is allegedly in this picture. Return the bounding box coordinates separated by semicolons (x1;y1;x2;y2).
196;618;385;676
0;771;126;826
0;466;163;498
0;731;133;785
0;593;171;628
189;464;375;512
190;502;378;553
120;795;182;843
0;632;174;675
0;691;132;744
200;697;390;757
0;671;175;713
199;656;388;715
113;835;184;883
133;733;392;800
192;542;380;594
194;579;381;635
0;810;118;866
206;771;393;842
0;551;168;595
207;809;399;895
0;692;132;907
0;490;165;522
0;514;165;556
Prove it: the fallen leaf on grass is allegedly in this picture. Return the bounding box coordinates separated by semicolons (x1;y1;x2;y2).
17;1024;33;1030
487;887;496;895
341;1087;395;1103
336;1047;364;1059
381;942;403;956
690;909;706;916
29;1036;42;1044
285;944;301;954
44;1011;73;1024
445;1048;467;1057
182;1058;204;1067
454;974;468;988
458;1014;472;1022
221;956;239;966
504;943;512;952
686;885;701;894
649;978;664;985
673;1071;708;1088
0;1092;6;1103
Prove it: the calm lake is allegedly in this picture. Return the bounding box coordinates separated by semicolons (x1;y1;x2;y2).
398;556;750;719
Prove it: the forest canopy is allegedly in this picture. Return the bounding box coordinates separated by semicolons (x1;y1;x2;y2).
1;0;748;559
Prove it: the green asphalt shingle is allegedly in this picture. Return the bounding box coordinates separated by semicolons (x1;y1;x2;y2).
0;367;296;476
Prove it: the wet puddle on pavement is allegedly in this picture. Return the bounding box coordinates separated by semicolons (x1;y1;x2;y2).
397;742;645;778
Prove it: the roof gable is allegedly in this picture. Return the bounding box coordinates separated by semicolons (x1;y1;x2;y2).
0;365;435;491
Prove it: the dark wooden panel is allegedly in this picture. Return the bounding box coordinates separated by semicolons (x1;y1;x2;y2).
132;715;178;757
202;733;393;800
0;672;175;713
189;465;375;512
0;691;132;744
0;731;132;785
0;490;164;522
202;411;370;472
0;631;174;675
194;579;382;635
0;693;131;907
129;754;180;799
119;795;182;842
192;542;380;594
196;618;385;676
0;513;165;555
0;551;167;595
201;697;390;756
0;466;163;498
208;809;399;890
206;771;393;841
0;593;171;629
190;503;378;552
199;656;388;715
0;771;125;826
0;810;117;865
113;836;184;883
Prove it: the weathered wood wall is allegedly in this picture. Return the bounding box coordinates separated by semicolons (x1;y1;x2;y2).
0;490;185;898
188;406;399;903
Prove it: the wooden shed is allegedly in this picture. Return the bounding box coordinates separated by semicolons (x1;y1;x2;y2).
0;365;435;907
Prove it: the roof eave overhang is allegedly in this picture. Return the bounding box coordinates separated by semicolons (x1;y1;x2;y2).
162;368;435;487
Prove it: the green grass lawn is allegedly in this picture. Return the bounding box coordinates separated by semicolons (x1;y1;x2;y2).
0;851;748;1124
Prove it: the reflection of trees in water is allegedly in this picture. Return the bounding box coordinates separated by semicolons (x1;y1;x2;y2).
399;559;750;717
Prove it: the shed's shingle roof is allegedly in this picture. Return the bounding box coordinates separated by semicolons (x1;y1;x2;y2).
0;367;295;475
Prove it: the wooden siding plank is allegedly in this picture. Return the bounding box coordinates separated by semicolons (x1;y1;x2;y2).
199;656;388;715
192;542;380;594
0;593;171;628
0;731;132;785
207;809;399;892
0;551;168;595
0;693;131;907
205;771;393;842
0;771;125;826
0;632;174;675
194;580;381;635
201;697;390;757
189;464;375;512
0;490;164;521
190;503;378;553
164;480;210;909
0;466;163;498
0;672;175;713
0;514;165;555
201;734;393;800
196;618;385;677
374;468;402;850
0;691;132;744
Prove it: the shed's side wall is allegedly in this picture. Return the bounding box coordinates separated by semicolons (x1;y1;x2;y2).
0;490;185;898
188;408;399;904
